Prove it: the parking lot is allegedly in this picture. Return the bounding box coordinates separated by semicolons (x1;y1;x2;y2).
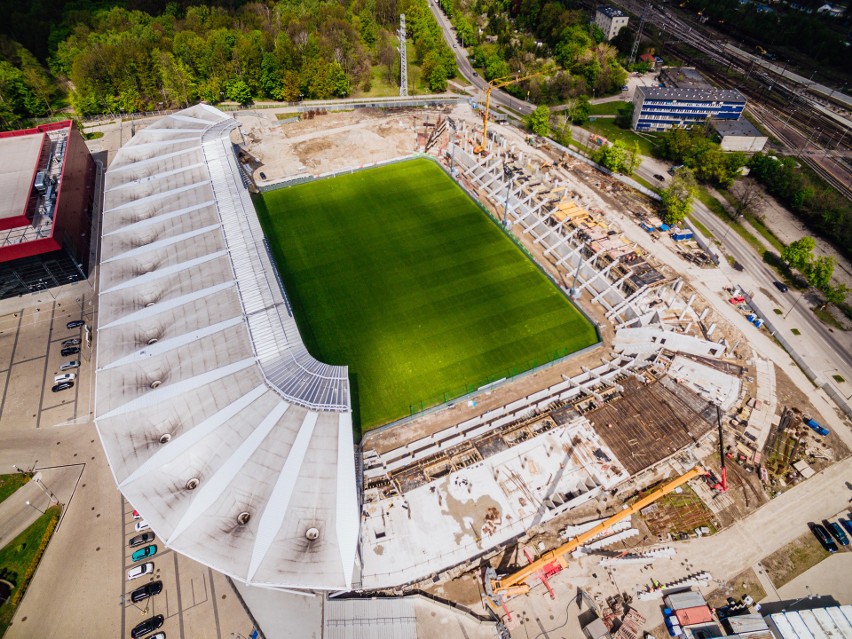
0;280;256;639
120;502;254;639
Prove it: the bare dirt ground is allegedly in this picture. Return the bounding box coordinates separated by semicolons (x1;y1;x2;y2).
237;109;423;182
705;567;767;608
749;179;852;290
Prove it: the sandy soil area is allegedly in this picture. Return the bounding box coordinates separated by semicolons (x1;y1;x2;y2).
237;109;425;182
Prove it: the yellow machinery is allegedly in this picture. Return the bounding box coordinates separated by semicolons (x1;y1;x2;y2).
483;465;708;614
474;73;540;154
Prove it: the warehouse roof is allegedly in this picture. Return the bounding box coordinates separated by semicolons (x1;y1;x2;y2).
0;133;44;221
712;118;766;138
95;104;359;590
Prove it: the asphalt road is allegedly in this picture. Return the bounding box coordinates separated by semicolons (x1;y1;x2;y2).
427;0;534;116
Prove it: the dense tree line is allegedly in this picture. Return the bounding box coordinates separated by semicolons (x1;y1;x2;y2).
0;0;456;124
438;0;626;103
0;37;60;129
749;153;852;262
656;127;746;188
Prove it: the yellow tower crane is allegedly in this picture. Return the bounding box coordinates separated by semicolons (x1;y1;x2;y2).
483;465;712;615
474;72;540;154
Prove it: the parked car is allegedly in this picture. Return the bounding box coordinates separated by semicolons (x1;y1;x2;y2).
60;346;80;357
654;174;665;181
841;519;852;536
129;532;155;548
729;296;746;304
127;562;155;581
148;633;166;639
61;338;81;347
810;523;838;553
51;381;74;393
59;360;80;371
66;320;85;329
132;509;141;520
54;373;76;384
135;520;150;532
130;580;163;603
131;615;164;638
826;521;849;546
773;281;789;293
131;545;158;562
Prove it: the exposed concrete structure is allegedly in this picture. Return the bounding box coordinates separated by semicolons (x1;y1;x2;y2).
95;104;359;591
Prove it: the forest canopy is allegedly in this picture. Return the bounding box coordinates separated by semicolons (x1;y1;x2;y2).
0;0;457;121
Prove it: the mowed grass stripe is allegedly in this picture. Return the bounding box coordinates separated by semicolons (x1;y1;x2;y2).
256;158;598;431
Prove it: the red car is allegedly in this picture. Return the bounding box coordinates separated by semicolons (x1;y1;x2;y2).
729;296;745;304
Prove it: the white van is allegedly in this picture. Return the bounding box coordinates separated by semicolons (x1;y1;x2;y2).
54;373;76;384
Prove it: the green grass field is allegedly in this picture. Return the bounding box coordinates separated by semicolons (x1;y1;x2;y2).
255;159;598;431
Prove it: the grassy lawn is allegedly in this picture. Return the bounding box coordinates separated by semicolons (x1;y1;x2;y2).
256;159;598;432
760;531;832;588
686;214;714;241
812;305;846;330
0;474;29;506
695;187;766;255
718;190;785;253
0;505;61;636
584;119;657;156
587;100;629;116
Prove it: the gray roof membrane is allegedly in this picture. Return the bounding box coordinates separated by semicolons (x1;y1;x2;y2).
95;105;359;590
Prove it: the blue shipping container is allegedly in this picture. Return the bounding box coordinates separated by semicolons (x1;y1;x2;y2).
805;418;830;436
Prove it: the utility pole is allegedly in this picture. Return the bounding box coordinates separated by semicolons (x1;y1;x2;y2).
399;14;408;97
628;1;651;68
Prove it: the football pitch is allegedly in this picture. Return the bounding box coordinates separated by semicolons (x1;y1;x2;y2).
255;158;599;431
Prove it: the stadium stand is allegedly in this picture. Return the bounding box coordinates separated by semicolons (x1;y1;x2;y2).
96;104;359;591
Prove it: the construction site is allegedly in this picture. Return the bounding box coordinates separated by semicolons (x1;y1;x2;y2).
227;96;850;637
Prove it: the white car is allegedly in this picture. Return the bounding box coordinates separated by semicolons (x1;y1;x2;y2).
135;520;150;532
59;360;80;371
127;562;154;581
54;373;76;384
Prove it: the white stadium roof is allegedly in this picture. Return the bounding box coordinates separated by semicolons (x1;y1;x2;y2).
95;104;359;590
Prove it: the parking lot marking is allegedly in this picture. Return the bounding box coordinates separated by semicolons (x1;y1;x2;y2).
36;302;58;429
208;568;223;639
173;551;186;639
0;311;23;419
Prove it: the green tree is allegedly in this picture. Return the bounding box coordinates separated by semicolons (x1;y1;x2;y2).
226;79;253;105
526;104;551;136
660;168;697;225
822;283;848;308
805;255;834;291
781;237;816;272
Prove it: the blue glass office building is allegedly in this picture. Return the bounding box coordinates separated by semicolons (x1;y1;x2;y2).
631;86;746;132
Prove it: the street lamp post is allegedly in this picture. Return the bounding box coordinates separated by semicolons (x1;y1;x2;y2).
25;500;45;515
34;477;58;504
784;288;807;319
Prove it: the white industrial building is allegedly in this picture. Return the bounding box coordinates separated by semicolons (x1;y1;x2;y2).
595;6;629;41
712;118;769;152
94;104;359;591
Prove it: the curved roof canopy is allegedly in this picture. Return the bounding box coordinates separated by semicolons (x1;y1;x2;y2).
95;105;359;590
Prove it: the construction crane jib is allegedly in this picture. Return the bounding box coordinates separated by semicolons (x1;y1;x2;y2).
484;465;713;613
475;73;539;154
